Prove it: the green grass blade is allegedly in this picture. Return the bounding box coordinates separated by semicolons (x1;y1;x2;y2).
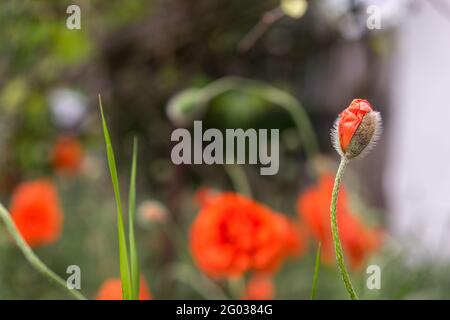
128;137;140;300
99;94;132;300
310;242;321;300
0;204;87;300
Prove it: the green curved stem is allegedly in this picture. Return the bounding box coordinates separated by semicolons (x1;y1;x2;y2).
202;76;320;163
169;262;229;300
255;84;319;161
0;204;87;300
201;76;321;194
201;77;239;102
223;164;253;198
330;157;358;300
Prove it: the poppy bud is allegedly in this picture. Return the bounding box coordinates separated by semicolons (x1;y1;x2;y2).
331;99;382;159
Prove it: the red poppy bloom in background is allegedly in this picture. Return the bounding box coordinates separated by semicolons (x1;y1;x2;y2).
195;189;307;257
279;218;307;258
338;212;383;270
51;135;83;174
96;277;152;300
195;187;220;207
243;273;274;300
296;174;382;270
190;192;303;278
10;180;63;247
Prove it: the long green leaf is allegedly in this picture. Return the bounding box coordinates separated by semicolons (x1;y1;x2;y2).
0;204;87;300
99;94;132;300
128;137;140;299
310;242;321;300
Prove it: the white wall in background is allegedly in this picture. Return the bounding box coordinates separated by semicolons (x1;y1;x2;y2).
387;3;450;259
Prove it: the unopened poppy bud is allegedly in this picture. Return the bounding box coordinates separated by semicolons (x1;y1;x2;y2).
331;99;382;159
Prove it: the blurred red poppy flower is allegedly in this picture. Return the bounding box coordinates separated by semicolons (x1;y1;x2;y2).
296;174;382;270
243;273;274;300
279;218;307;258
10;180;63;247
190;192;303;278
338;212;383;270
195;187;220;207
51;135;83;174
96;277;151;300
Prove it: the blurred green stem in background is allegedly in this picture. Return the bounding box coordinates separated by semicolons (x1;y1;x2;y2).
202;77;320;162
227;276;245;300
128;137;140;299
169;76;320;196
330;157;358;300
0;204;87;300
169;262;229;300
310;242;321;300
223;164;253;198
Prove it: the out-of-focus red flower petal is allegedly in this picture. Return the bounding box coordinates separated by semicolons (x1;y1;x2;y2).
243;274;274;300
195;188;220;207
96;277;152;300
10;180;63;247
190;192;303;278
51;135;83;174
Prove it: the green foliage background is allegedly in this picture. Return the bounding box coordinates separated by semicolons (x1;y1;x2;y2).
0;0;445;300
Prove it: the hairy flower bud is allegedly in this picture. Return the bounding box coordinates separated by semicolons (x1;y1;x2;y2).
331;99;382;159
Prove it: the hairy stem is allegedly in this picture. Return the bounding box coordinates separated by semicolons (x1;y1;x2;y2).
330;157;358;300
0;204;87;300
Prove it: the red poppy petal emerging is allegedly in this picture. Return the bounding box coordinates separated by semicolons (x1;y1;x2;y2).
332;99;381;159
338;99;373;153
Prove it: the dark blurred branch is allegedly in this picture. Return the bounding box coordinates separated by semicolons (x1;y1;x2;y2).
238;6;285;52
